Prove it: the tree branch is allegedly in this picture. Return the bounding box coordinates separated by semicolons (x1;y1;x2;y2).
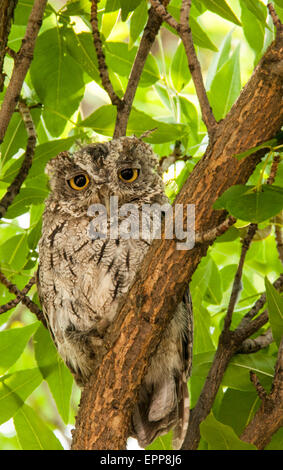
71;28;283;450
0;101;36;219
0;0;18;92
0;270;45;325
238;328;273;354
90;0;121;107
113;3;168;137
224;223;258;331
240;338;283;448
149;0;217;136
267;3;282;30
182;275;283;450
0;0;46;143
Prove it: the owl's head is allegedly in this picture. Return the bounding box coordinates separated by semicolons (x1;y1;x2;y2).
45;136;166;217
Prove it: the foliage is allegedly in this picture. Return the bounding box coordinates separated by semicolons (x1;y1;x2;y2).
0;0;282;450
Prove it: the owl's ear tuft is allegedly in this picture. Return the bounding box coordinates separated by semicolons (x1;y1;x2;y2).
45;152;73;177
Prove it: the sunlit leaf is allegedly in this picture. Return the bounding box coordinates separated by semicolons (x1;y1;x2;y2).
200;0;241;25
171;42;191;91
0;323;39;375
34;324;73;424
14;403;63;450
265;277;283;348
207;45;241;120
0;368;42;425
30;27;85;136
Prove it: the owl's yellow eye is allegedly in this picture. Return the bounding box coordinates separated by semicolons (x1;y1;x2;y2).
68;174;90;191
118;168;139;183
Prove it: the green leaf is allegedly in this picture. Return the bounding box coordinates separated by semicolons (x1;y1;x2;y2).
0;108;41;166
240;0;265;61
206;30;232;90
200;0;241;25
80;104;116;135
214;184;283;223
0;323;39;375
0;368;42;425
190;16;218;51
146;431;172;450
34;324;73;424
105;0;120;12
193;303;215;353
200;413;257;449
170;41;191;92
1;137;77;184
105;42;160;87
265;277;283;348
80;104;188;143
218;389;260;436
166;6;218;50
4;188;49;219
0;233;29;270
234;131;283;159
191;256;222;305
120;0;143;21
14;403;63;450
223;353;275;391
129;0;148;47
241;0;267;24
14;0;53;25
30;27;85;136
65;30;100;83
193;351;275;392
207;45;241;120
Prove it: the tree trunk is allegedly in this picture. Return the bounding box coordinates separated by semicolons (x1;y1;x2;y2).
71;29;283;450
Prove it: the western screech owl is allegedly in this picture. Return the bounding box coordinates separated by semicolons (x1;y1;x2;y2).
37;136;192;449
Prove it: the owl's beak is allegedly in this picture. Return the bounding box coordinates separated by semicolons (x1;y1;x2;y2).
92;175;107;184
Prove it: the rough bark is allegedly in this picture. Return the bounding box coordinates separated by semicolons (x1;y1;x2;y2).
71;29;283;450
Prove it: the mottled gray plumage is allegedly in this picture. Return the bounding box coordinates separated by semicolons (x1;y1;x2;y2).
37;136;192;449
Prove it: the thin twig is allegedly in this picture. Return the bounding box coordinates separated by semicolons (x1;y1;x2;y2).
224;223;258;331
266;153;281;185
249;370;268;400
180;0;191;27
240;338;283;448
114;3;168;137
0;269;46;326
0;0;18;91
0;101;36;218
0;275;36;313
149;0;217;136
237;328;273;354
275;211;283;265
267;3;282;30
0;0;47;143
195;216;236;244
90;0;121;107
181;274;283;450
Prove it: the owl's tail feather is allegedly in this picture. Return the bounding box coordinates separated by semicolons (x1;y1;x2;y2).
131;375;189;450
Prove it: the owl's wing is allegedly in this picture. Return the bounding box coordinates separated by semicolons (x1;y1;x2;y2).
132;287;193;449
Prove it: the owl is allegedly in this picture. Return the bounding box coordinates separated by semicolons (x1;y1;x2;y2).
37;136;193;449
